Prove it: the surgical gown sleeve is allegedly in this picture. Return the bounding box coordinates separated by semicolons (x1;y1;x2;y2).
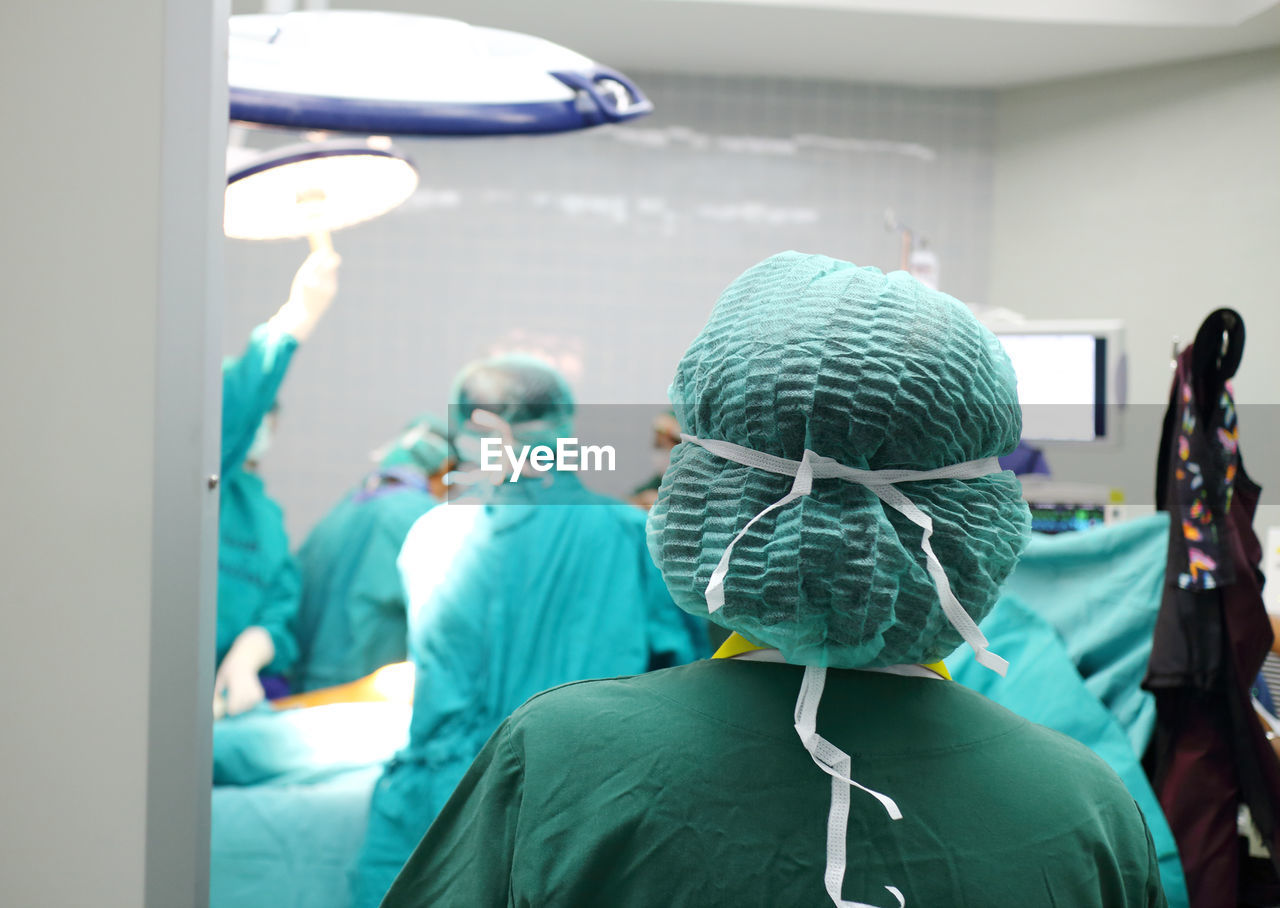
397;507;493;756
324;514;420;682
641;547;710;668
221;324;298;474
260;541;301;675
380;724;523;907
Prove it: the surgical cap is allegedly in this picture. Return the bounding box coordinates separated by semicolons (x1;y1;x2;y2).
451;354;575;448
647;252;1031;670
378;413;456;475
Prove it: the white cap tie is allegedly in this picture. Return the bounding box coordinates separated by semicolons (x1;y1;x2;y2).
797;665;906;908
684;433;1008;676
682;433;1012;907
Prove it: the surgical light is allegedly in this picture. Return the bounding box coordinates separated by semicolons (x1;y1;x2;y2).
227;11;653;135
224;139;418;245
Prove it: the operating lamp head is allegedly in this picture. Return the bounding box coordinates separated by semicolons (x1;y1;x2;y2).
224;138;418;241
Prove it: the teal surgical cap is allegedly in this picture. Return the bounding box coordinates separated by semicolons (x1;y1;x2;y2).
646;252;1031;670
378;413;456;475
451;354;575;448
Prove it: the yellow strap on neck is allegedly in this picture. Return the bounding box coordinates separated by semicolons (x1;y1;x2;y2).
923;660;951;680
712;632;768;659
711;632;950;680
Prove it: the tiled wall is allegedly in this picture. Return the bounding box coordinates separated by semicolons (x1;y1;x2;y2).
224;72;997;541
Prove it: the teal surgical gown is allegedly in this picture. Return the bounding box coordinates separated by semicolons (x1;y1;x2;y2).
946;515;1189;907
217;324;300;674
293;472;439;691
351;473;710;907
382;660;1167;907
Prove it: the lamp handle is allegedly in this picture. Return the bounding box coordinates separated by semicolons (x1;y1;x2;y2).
308;229;334;255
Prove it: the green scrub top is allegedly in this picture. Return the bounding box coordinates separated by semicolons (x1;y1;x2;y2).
382;659;1167;908
217;324;300;673
351;474;710;907
293;476;438;691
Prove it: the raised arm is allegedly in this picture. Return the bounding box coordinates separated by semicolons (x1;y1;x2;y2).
220;250;339;472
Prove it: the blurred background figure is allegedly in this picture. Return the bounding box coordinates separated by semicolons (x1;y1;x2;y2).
291;414;457;693
629;410;682;510
351;354;709;907
999;439;1051;476
215;249;340;718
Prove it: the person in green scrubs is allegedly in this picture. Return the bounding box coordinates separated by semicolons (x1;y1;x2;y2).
291;414;456;692
628;410;680;511
214;249;339;718
350;355;710;907
380;253;1167;907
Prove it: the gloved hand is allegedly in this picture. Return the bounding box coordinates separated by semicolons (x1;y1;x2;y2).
213;626;276;718
268;249;341;343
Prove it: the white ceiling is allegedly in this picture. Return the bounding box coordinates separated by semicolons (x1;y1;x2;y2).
232;0;1280;87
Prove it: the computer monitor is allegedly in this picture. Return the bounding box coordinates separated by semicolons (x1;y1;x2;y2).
1017;478;1119;535
984;318;1125;443
1027;502;1109;534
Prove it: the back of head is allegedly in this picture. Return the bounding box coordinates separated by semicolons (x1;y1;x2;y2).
451;354;575;450
377;412;456;475
647;251;1030;669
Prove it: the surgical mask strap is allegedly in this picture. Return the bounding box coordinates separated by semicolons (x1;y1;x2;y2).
683;433;1009;677
795;665;906;908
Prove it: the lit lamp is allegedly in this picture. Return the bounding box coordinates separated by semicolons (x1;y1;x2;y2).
224;138;418;251
228;11;652;136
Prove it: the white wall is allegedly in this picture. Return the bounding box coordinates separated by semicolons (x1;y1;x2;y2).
990;49;1280;526
0;1;225;906
225;75;999;542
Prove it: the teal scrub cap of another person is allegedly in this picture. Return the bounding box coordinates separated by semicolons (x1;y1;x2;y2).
376;413;456;475
646;251;1031;672
451;354;575;451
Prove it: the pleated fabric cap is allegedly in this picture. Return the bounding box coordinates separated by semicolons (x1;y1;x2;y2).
647;251;1031;669
451;354;576;448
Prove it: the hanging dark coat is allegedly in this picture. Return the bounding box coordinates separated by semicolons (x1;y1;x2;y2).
1143;309;1280;908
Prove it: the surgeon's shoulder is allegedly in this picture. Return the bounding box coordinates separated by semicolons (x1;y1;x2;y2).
1001;705;1124;779
957;691;1150;824
570;484;649;523
506;663;701;739
401;500;483;545
515;665;680;710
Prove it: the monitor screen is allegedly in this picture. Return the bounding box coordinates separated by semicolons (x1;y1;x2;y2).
996;333;1107;441
1026;502;1108;534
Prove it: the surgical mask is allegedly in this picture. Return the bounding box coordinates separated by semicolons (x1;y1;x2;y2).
681;433;1008;908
